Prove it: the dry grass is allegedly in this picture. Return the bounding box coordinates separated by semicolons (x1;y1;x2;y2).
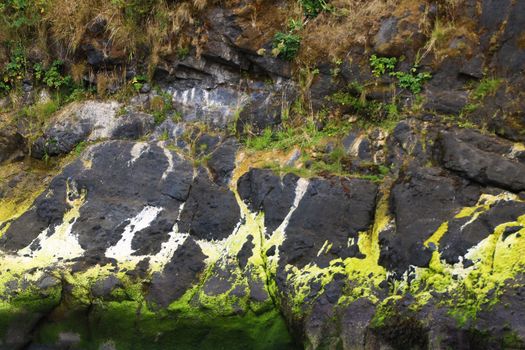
41;0;214;69
96;71;120;97
297;0;399;65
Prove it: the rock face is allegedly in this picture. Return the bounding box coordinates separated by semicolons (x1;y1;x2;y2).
438;129;525;192
1;0;525;349
1;121;525;350
31;102;155;159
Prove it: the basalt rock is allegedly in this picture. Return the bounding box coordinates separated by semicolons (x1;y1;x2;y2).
31;101;155;159
438;129;525;192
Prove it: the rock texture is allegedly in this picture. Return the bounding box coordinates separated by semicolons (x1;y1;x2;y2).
1;0;525;349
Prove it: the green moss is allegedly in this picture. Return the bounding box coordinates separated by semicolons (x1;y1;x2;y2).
31;301;297;350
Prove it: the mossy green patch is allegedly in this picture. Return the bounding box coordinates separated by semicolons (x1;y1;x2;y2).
32;302;297;350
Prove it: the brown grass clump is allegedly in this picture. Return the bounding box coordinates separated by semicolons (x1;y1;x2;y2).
297;0;399;65
41;0;215;69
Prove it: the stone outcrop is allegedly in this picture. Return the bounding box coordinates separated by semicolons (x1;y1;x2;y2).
1;120;525;349
1;0;525;349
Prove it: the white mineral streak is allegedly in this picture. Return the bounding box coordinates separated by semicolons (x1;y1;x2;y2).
15;189;87;265
150;203;189;268
128;142;149;166
274;178;309;236
266;178;309;263
106;206;163;261
159;142;175;180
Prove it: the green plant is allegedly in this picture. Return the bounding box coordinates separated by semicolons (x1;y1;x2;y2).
149;91;174;125
369;55;432;94
130;75;148;92
74;141;87;156
38;60;73;90
65;87;95;103
298;0;332;17
390;69;432;94
177;46;190;60
472;77;502;101
0;0;43;33
328;92;384;121
369;55;397;77
1;47;27;93
272;31;301;61
20;99;60;123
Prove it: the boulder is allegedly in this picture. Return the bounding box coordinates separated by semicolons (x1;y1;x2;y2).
438;129;525;192
31;101;154;159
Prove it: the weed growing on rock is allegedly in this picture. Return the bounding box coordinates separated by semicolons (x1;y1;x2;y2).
298;0;332;17
370;55;397;78
472;77;502;101
34;60;73;90
369;55;432;94
390;69;432;94
272;32;301;61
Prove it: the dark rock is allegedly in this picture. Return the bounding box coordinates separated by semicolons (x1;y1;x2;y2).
237;169;299;234
110;112;155;140
280;177;378;269
91;275;122;299
179;169;240;240
459;54;485;79
237;235;254;269
380;168;480;274
147;237;206;308
373;17;399;56
424;90;468;115
72;142;190;254
340;298;377;349
440;200;525;263
236;85;294;134
31;101;154;159
207;138;238;187
0;126;26;164
438;130;525;192
130;210;177;256
502;225;524;241
194;134;221;156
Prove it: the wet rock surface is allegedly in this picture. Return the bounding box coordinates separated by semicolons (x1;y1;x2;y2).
1;0;525;349
0;122;525;349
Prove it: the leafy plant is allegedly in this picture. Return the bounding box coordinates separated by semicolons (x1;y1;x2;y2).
272;31;301;61
391;69;432;94
328;92;384;121
130;75;148;92
39;60;73;89
1;48;27;93
369;55;432;94
176;46;190;60
369;55;397;77
298;0;331;17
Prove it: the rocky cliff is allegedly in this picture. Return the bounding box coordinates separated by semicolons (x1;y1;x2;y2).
0;0;525;349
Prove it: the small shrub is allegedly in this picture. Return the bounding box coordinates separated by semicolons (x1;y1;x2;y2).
130;75;148;92
40;60;73;89
1;48;27;93
370;55;397;77
272;31;301;61
369;55;432;94
298;0;331;17
328;92;384;121
390;70;432;94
